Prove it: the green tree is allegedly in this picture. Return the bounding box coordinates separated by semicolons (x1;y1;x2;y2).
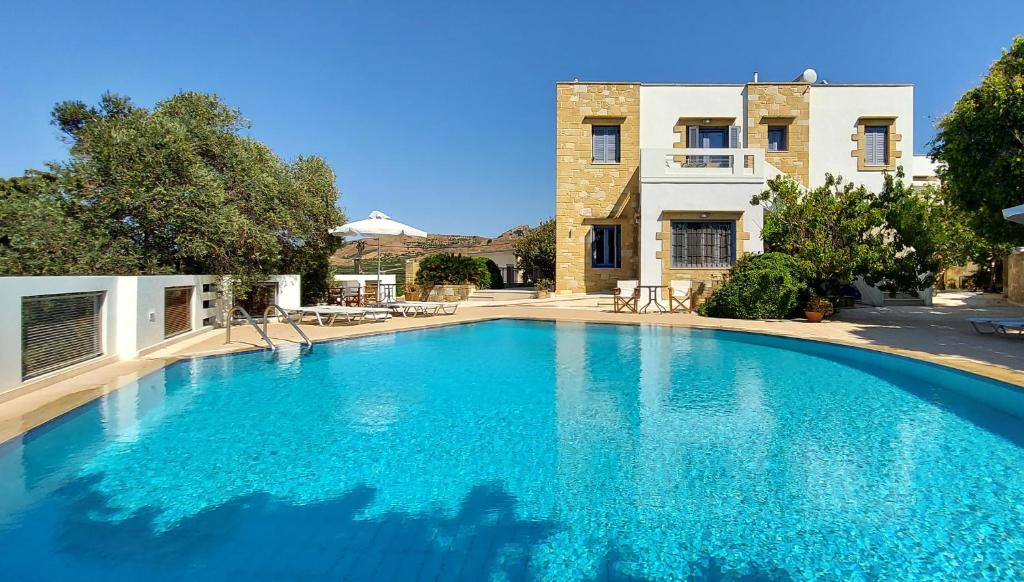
2;92;344;303
513;219;555;283
0;172;144;274
930;35;1024;246
753;173;938;296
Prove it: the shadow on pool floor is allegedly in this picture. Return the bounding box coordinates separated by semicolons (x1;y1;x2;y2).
1;472;795;581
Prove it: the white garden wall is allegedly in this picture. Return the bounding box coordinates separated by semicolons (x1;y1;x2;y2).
0;274;299;396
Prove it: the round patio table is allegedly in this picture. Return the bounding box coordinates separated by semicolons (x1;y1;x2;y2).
637;285;668;313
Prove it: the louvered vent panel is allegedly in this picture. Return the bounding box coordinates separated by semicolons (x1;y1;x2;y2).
22;292;104;380
164;287;193;338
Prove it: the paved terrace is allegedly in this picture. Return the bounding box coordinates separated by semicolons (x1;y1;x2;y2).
1;292;1021;444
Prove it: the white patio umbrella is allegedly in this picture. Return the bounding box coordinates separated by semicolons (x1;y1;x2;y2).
329;210;427;299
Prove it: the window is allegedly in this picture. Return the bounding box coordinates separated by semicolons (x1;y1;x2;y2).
865;125;888;166
767;126;788;152
592;126;620;164
22;292;104;380
687;126;740;167
671;221;735;268
591;225;621;268
688;126;730;149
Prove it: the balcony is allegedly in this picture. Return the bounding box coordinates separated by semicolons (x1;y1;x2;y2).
640;148;765;184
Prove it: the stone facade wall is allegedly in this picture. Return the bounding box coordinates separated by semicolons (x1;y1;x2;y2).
555;82;640;294
425;284;475;302
745;83;810;185
1007;252;1024;305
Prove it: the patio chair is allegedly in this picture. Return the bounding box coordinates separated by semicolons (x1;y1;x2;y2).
667;280;694;313
969;317;1024;336
364;281;381;305
339;281;363;306
613;280;640;313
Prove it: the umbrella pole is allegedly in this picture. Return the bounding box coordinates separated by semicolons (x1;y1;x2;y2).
377;237;382;303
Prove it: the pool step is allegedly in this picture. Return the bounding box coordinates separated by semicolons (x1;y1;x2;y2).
884;293;926;306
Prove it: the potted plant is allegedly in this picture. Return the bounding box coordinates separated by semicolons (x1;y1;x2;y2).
804;296;834;323
535;278;552;299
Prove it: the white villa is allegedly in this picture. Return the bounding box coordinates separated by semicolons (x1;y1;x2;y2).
555;70;936;298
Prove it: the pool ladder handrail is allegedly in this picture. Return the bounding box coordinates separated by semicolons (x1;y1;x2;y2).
263;303;313;349
225;305;276;350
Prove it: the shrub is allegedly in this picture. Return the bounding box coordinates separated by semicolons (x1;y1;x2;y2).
513;219;555;283
472;257;504;289
417;253;501;288
698;253;813;320
805;296;834;317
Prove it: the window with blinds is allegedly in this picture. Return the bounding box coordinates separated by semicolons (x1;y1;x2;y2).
22;292;104;380
671;221;736;268
592;126;620;163
164;287;193;339
865;126;888;166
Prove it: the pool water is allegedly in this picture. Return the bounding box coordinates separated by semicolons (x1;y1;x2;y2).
1;320;1023;580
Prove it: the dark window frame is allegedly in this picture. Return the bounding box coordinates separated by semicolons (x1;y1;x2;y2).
591;224;622;269
767;125;788;152
670;221;736;269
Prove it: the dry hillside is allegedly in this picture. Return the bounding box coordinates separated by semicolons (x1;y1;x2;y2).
330;224;530;266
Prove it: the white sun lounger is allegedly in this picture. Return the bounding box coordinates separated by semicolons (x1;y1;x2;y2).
969;317;1024;335
297;305;392;326
387;301;459;317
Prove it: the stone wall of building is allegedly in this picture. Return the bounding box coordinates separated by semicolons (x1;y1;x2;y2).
425;284;475;302
745;83;810;186
1007;251;1024;305
555;82;641;294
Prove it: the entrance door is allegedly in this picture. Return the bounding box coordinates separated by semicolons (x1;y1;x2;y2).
235;282;279;318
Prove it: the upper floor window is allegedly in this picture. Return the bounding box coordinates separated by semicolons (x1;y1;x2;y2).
591;225;621;268
592;126;620;164
671;221;735;268
865;125;888;166
767;126;788;152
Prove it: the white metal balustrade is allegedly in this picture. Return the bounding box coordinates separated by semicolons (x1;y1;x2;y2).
640;148;766;183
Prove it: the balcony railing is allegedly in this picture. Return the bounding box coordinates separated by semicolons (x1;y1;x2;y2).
640;148;765;183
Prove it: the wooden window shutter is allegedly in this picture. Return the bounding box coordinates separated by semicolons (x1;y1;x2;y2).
729;125;742;148
687;126;699;148
593;127;605;162
606;127;619;163
164;286;193;338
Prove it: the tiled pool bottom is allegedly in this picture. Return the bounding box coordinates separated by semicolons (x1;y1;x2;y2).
1;320;1023;580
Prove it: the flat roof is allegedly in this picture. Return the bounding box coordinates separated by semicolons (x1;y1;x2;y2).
556;81;913;87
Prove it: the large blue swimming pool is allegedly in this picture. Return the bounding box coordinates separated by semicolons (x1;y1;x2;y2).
1;320;1023;580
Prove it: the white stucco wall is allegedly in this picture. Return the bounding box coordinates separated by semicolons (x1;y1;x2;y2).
468;250;518;268
639;182;765;288
808;85;915;190
0;274;300;395
640;85;747;149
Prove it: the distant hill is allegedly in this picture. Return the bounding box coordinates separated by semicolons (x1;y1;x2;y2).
330;224;530;266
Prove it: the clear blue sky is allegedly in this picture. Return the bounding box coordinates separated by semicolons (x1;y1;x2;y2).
1;1;1021;236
